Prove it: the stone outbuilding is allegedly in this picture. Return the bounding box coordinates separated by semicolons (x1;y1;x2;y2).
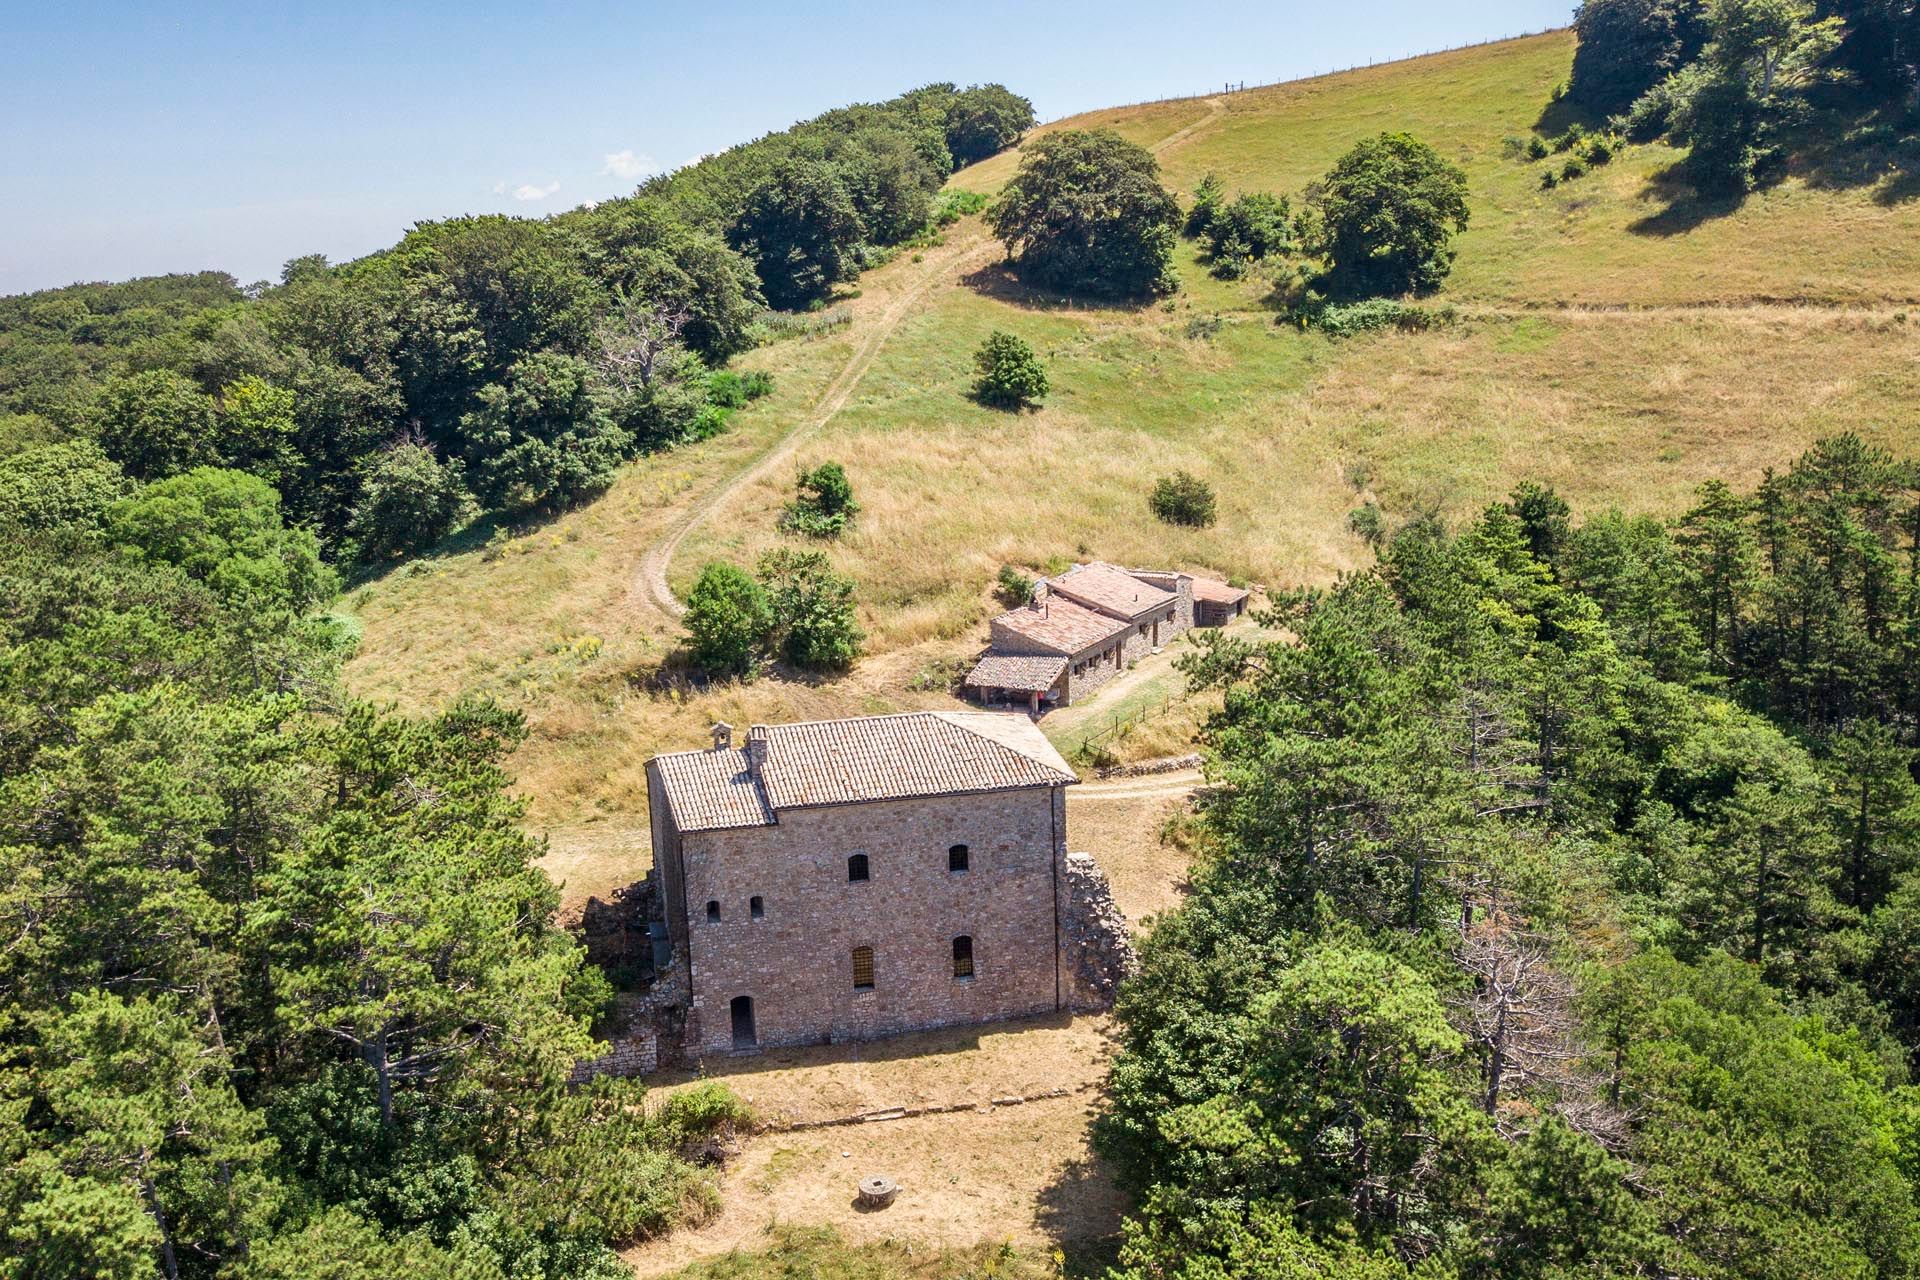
645;712;1130;1058
964;562;1246;709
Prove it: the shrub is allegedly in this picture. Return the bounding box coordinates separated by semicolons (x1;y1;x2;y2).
1541;169;1561;189
759;547;864;672
1348;502;1387;548
779;461;859;538
1204;191;1293;277
972;331;1049;409
1526;135;1552;160
986;129;1181;299
1309;132;1470;297
684;561;773;678
349;441;475;561
1582;134;1617;165
1149;471;1218;528
1302;298;1452;338
1185;173;1226;237
996;564;1035;606
1562;156;1590;181
931;189;989;226
1552;124;1588;153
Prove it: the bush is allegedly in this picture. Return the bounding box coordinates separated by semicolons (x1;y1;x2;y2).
779;461;859;538
759;547;864;672
986;129;1182;299
349;441;475;561
1527;135;1552;160
1309;132;1470;297
1562;156;1590;181
1302;298;1452;338
1348;502;1387;548
931;189;989;226
1582;134;1617;165
1552;124;1588;153
1185;173;1226;237
972;331;1049;409
1203;191;1293;277
996;564;1035;606
684;562;773;678
1149;471;1218;528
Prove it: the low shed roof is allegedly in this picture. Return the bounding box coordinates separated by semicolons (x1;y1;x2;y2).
1191;576;1250;605
963;653;1068;693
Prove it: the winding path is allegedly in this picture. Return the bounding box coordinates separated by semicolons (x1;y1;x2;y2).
634;95;1231;620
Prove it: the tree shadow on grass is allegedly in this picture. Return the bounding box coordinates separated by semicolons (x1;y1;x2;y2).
1531;96;1605;140
961;260;1165;315
1626;164;1749;238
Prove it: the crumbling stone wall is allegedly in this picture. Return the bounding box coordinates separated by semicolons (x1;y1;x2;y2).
1057;851;1138;1011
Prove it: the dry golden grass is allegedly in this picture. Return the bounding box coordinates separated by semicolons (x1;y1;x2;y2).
344;30;1920;838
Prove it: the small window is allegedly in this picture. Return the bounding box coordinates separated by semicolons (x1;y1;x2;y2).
847;853;870;883
851;945;875;990
704;899;721;923
948;844;970;873
749;895;764;920
952;935;974;980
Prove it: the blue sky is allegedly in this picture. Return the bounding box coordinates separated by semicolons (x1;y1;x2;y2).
1;1;1573;296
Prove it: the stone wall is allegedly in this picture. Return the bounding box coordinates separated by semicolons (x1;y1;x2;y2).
678;787;1070;1057
1057;851;1138;1012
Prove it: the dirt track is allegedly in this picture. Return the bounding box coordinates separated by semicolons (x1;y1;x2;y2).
633;95;1230;621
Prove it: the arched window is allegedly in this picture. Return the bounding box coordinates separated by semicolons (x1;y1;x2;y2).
704;899;721;923
847;853;870;882
851;945;875;990
749;895;765;920
952;935;974;980
948;843;970;873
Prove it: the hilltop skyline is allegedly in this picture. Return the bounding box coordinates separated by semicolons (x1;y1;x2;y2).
2;0;1570;295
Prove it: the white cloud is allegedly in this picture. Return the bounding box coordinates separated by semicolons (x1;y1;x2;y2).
512;180;561;202
601;149;661;181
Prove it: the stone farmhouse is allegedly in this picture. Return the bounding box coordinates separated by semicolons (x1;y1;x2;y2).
964;562;1249;711
645;711;1129;1057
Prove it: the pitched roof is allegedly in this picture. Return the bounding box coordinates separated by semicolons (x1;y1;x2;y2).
650;748;776;832
1191;575;1250;605
992;596;1129;655
651;712;1076;832
962;653;1068;693
1048;562;1178;620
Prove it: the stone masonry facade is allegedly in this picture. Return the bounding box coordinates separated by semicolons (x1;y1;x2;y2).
662;788;1068;1056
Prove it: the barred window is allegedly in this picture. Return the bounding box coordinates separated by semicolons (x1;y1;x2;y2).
704;899;721;923
749;895;764;920
952;935;974;980
948;844;970;873
851;945;875;990
847;853;870;883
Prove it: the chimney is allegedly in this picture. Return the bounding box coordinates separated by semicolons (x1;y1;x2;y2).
745;725;770;775
710;721;733;751
1030;581;1049;614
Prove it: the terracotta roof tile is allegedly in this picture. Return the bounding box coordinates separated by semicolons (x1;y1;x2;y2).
651;712;1076;831
1191;576;1249;604
962;653;1068;693
651;748;776;832
1048;562;1177;619
992;596;1129;655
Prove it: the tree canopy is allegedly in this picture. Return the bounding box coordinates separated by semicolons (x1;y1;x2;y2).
986;129;1182;299
1309;132;1471;296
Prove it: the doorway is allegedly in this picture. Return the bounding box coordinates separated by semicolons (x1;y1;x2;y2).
730;995;756;1049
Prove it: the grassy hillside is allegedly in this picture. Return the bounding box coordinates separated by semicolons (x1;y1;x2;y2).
341;30;1920;872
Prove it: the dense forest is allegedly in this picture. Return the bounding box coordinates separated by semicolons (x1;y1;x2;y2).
0;81;1033;564
0;81;1033;1280
1102;437;1920;1279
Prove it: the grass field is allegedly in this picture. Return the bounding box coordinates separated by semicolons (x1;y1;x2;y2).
341;29;1920;852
